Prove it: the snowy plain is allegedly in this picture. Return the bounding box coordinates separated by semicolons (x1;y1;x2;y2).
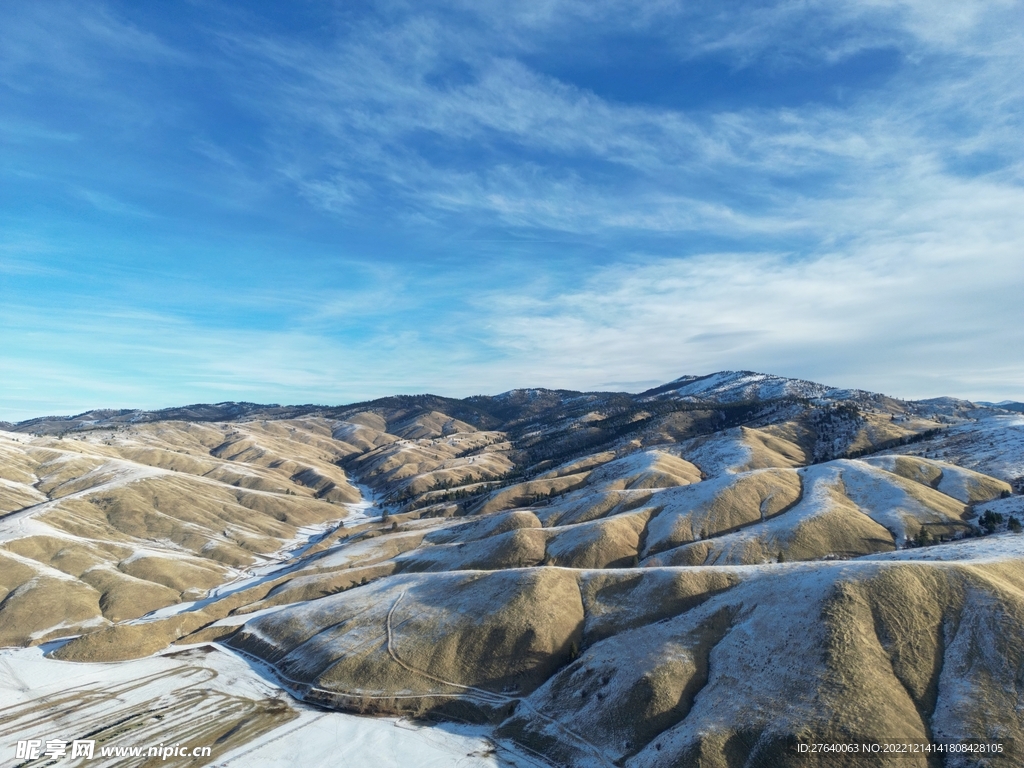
0;643;542;768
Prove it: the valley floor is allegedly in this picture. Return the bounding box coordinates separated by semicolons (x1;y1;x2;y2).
0;643;540;768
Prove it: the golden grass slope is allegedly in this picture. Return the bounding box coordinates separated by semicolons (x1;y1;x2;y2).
201;545;1024;767
2;400;1019;768
0;420;363;645
3;410;1010;655
643;457;1006;567
226;568;584;713
340;421;513;503
474;449;700;517
496;555;1024;768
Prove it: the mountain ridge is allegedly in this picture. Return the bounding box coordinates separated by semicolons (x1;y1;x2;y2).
4;369;996;436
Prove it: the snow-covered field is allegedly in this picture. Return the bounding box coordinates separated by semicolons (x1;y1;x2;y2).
892;413;1024;482
863;530;1024;562
0;643;538;768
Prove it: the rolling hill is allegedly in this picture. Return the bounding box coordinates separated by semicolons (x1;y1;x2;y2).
2;370;1022;767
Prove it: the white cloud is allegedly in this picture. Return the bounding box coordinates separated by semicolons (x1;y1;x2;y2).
224;0;1022;246
0;1;188;87
73;188;154;217
467;238;1024;400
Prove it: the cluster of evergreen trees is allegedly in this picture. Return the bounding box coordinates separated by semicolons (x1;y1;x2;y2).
978;509;1022;534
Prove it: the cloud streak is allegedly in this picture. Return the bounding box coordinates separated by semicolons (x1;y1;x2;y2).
228;1;1022;248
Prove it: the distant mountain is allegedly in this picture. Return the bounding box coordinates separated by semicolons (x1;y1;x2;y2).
642;370;840;401
7;401;320;435
977;400;1024;412
2;369;967;436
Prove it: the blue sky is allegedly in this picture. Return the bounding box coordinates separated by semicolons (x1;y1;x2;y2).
2;1;1023;419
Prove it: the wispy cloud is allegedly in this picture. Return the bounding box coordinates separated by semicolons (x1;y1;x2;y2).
0;2;188;92
0;302;456;417
469;239;1024;400
73;187;154;217
0;119;80;143
222;0;1023;245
